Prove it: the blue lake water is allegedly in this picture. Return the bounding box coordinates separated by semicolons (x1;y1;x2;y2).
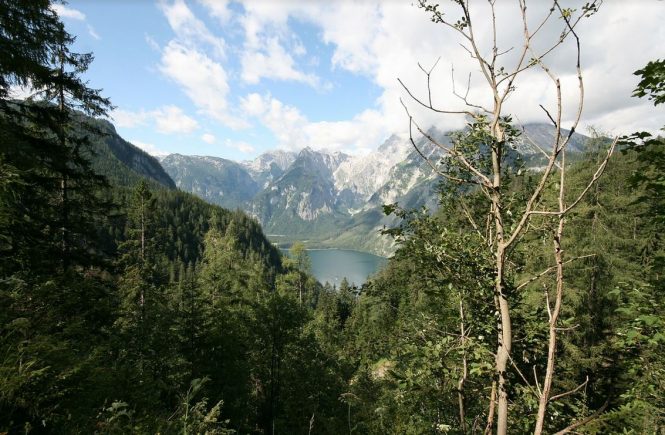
282;249;388;287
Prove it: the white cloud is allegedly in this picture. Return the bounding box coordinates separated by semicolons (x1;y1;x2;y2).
111;108;150;128
238;2;322;88
153;105;199;133
87;25;100;40
52;4;86;21
224;139;255;154
111;105;199;134
8;82;39;100
51;5;99;40
149;1;663;155
241;37;319;87
145;34;160;51
158;0;225;59
339;2;664;135
240;93;387;153
198;0;232;24
156;1;249;129
130;140;170;157
202;133;216;144
159;41;246;129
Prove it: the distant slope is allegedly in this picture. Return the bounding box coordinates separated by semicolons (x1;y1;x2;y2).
160;154;259;209
95;119;175;189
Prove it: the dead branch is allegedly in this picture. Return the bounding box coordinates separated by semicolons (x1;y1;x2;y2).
409;115;494;188
544;285;552;321
532;365;542;397
549;376;589;402
553;399;609;435
459;198;486;242
507;352;539;398
418;57;441;108
539;104;558;129
400;99;474;185
398;77;473;116
516;254;595;291
528;137;618;217
451;65;492;113
483;381;496;435
515;121;562;170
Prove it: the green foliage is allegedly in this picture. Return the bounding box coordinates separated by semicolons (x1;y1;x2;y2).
1;1;663;433
173;377;235;435
633;59;665;106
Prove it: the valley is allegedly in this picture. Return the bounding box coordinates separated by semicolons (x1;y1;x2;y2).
159;124;589;255
3;1;663;433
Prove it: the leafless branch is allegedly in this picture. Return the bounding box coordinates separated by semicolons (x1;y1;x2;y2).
458;42;476;60
507;353;538;398
544;285;552;321
497;1;596;87
533;365;542;397
418;57;441;108
517;124;563;170
496;46;514;57
555;324;579;332
484;381;496;435
553;399;609;435
539;104;558;129
459;198;486;242
549;376;589;402
405;107;494;188
528;137;618;217
516;255;595;291
398;77;473;116
451;65;491;113
400;99;474;186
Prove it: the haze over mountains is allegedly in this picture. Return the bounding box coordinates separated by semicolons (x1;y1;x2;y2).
159;123;589;255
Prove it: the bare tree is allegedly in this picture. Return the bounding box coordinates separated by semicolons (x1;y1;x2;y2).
399;1;616;433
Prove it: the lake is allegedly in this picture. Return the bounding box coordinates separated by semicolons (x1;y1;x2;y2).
282;249;388;287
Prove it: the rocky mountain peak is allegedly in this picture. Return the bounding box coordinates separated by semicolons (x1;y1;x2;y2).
161;123;592;255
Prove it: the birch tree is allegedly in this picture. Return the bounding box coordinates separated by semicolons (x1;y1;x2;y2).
400;1;617;433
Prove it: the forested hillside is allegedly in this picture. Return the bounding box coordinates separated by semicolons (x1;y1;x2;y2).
336;141;665;433
1;1;664;434
0;2;351;432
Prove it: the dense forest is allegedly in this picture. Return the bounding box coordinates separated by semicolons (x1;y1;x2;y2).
1;0;664;434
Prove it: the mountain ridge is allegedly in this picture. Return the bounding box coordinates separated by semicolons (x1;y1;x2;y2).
160;123;591;255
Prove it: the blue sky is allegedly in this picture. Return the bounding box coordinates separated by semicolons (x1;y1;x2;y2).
50;0;664;161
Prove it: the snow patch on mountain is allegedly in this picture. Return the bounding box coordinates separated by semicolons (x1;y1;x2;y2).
333;133;412;200
243;150;297;173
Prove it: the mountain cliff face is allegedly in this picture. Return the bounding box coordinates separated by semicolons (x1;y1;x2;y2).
242;150;297;189
333;134;413;204
248;147;351;237
161;123;591;255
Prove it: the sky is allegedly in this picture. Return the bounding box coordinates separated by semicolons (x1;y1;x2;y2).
38;0;665;161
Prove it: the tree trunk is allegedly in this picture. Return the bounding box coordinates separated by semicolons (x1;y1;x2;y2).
534;150;567;434
494;243;511;435
58;48;69;270
458;295;468;433
491;123;511;435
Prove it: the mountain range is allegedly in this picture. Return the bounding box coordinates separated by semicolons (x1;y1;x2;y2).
76;116;589;257
159;124;590;256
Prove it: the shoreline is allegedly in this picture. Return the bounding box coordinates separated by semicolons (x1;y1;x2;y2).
280;246;389;259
